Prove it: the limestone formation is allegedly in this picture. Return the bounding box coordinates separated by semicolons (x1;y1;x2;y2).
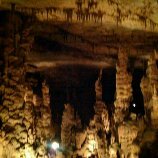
26;79;53;157
74;70;109;158
141;51;158;123
0;25;53;158
102;105;110;133
114;48;132;123
95;69;110;133
61;103;81;149
1;4;158;158
150;85;158;128
109;143;119;158
0;33;36;157
118;121;139;158
95;69;103;101
93;103;108;158
94;69;109;157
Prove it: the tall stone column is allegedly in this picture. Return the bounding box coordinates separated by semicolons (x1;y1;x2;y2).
94;69;109;158
141;51;158;123
114;48;132;123
94;69;110;132
41;80;53;138
95;69;103;101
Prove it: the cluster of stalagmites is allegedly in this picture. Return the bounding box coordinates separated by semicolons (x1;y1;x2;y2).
60;50;158;158
60;69;109;158
0;26;53;157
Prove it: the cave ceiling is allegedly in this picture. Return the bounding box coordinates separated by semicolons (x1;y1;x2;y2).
1;0;158;70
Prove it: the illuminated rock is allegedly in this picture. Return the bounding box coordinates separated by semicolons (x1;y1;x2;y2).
150;85;158;128
118;121;139;158
61;103;81;148
141;51;158;123
102;106;110;132
0;26;52;158
35;81;52;138
114;48;132;123
75;126;98;158
75;71;109;158
109;143;119;158
42;80;50;107
128;144;140;158
95;69;110;133
76;130;87;149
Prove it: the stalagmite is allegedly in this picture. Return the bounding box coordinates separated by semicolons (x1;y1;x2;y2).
109;143;119;158
118;121;139;158
94;69;109;157
61;103;81;148
95;69;103;101
75;69;109;158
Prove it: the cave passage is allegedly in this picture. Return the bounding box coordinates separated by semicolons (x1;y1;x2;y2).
48;66;117;126
48;65;98;126
48;66;145;127
130;68;145;115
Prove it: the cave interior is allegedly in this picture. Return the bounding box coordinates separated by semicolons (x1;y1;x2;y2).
0;0;158;158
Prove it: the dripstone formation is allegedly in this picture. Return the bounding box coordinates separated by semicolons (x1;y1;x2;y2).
1;35;158;157
0;9;158;158
114;48;132;123
141;51;158;128
58;50;158;158
0;23;53;158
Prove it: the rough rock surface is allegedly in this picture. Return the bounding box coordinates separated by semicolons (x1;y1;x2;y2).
61;103;81;149
114;48;132;123
141;51;158;126
0;24;53;157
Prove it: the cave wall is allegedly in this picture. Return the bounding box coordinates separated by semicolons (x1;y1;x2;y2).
0;12;54;158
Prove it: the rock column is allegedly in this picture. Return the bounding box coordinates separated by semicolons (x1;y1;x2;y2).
141;51;158;123
114;48;132;123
